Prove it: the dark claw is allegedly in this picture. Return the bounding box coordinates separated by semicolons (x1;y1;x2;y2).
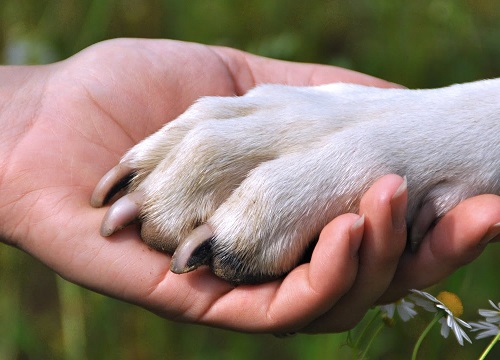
100;191;144;237
170;224;214;274
91;164;135;208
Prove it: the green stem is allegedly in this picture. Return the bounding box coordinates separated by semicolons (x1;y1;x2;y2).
354;310;381;348
351;309;381;359
359;323;385;359
478;331;500;360
412;314;442;360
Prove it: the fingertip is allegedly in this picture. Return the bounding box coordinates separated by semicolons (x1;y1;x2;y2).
429;194;500;264
359;174;407;260
261;214;364;332
309;66;406;89
390;176;408;232
349;214;365;258
482;223;500;244
307;213;363;293
381;194;500;301
360;174;405;209
315;213;364;261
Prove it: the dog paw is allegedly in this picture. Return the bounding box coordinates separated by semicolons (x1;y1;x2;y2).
91;82;500;283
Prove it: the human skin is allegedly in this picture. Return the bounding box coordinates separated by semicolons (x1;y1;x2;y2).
0;38;498;333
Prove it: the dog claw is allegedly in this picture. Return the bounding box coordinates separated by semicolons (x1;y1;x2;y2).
91;164;135;208
100;191;144;237
410;201;438;251
170;224;214;274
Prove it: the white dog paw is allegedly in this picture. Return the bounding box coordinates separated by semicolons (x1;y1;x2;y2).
91;82;500;283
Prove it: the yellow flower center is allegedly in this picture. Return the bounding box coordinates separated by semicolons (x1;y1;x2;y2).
436;291;463;318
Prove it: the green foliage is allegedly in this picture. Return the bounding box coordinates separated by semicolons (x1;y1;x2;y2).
1;1;500;359
2;0;500;86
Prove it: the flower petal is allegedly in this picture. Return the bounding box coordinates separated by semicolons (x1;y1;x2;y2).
439;317;450;339
380;304;396;319
488;300;500;312
470;321;500;340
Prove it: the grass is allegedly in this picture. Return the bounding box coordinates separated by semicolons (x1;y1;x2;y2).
2;244;499;359
1;1;500;359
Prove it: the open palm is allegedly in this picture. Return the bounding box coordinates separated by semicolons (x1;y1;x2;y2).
1;39;498;334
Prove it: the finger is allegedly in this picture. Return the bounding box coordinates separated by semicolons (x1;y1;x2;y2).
189;213;364;333
248;53;404;89
303;175;407;333
381;194;500;302
213;47;404;96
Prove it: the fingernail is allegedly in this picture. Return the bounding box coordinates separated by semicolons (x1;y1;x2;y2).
479;222;500;245
350;214;365;257
390;176;408;231
390;82;408;89
351;214;365;232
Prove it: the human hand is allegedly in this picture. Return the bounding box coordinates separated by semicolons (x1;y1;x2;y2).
0;38;498;333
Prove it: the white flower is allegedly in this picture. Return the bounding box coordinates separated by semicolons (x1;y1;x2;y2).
470;300;500;340
410;289;472;346
470;321;500;340
380;298;417;322
478;300;500;324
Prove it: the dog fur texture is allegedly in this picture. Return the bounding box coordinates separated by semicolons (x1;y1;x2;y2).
91;79;500;284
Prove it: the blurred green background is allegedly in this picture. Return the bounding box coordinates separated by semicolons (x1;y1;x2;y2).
1;0;499;359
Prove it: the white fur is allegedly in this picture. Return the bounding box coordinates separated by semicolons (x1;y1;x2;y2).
116;80;499;280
